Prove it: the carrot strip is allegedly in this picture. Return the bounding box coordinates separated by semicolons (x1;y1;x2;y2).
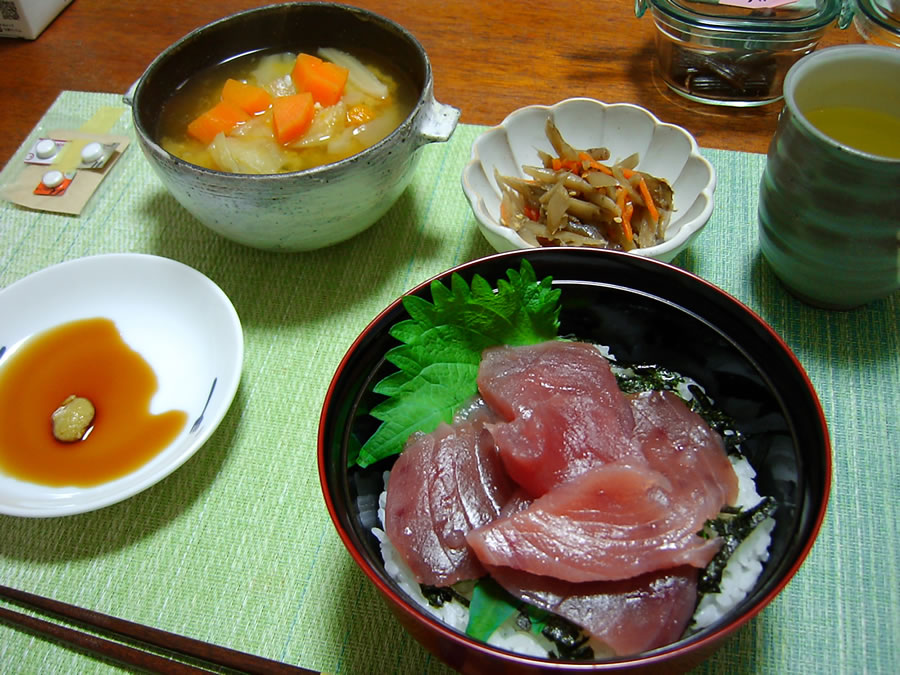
551;156;584;174
637;176;660;224
524;204;541;222
615;187;634;244
622;198;634;242
577;151;602;172
222;78;272;115
186;101;250;145
272;92;315;144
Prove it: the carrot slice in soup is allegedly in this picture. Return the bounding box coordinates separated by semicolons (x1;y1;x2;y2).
187;101;251;145
292;53;349;107
272;92;315;144
222;78;272;115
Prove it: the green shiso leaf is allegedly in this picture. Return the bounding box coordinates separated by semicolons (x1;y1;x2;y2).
466;578;518;641
466;579;593;659
354;260;560;467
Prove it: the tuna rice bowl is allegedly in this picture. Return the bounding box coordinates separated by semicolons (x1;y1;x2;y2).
319;248;830;672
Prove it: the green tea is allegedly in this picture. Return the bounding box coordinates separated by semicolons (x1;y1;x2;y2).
804;105;900;159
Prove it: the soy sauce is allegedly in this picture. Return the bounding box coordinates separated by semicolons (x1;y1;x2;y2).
0;318;187;487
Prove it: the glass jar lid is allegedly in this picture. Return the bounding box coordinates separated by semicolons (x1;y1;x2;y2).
855;0;900;32
636;0;843;33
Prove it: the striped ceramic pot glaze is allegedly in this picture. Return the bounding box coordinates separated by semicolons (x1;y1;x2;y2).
758;45;900;309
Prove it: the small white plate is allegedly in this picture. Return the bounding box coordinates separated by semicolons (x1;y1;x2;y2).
461;98;717;263
0;254;244;517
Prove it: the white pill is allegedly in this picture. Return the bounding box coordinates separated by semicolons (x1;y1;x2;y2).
42;170;64;188
35;139;58;159
81;142;104;164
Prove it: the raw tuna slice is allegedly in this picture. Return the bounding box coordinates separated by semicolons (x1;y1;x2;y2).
478;342;640;495
485;392;644;497
477;341;630;422
498;489;533;518
385;419;515;586
466;460;723;583
630;390;739;508
490;564;700;656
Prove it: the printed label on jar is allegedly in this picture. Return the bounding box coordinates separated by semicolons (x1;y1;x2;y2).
719;0;799;8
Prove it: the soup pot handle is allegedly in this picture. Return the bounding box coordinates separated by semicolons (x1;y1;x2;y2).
122;79;140;107
416;99;460;145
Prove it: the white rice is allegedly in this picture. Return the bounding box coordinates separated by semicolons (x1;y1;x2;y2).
689;455;775;631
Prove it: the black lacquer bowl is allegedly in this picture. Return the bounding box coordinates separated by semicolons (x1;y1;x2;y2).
318;247;830;674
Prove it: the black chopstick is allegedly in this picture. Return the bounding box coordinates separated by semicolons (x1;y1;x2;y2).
0;584;318;674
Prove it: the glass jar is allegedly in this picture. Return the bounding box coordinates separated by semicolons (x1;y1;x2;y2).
853;0;900;47
635;0;850;106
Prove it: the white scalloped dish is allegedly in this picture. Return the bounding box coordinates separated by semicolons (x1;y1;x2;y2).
0;254;243;517
461;98;717;262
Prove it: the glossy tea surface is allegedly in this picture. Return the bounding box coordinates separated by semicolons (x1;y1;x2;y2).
804;105;900;159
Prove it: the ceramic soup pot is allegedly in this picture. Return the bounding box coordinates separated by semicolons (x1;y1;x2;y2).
127;2;459;251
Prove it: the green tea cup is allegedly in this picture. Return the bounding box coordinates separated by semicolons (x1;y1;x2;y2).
758;45;900;309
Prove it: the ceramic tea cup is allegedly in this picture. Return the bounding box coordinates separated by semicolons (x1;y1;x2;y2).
758;45;900;309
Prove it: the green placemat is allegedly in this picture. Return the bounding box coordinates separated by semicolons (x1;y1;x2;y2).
0;91;897;675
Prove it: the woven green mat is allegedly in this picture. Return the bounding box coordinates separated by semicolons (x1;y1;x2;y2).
0;92;897;674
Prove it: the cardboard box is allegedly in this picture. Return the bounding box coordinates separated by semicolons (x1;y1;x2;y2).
0;0;74;40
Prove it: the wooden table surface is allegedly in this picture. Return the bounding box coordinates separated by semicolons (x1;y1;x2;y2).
0;0;860;167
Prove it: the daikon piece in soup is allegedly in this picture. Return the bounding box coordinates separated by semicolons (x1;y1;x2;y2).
158;47;417;174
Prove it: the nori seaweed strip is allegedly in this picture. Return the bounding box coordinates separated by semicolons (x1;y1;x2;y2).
697;496;778;594
614;363;683;394
541;615;594;660
421;584;470;609
683;382;746;451
515;607;594;661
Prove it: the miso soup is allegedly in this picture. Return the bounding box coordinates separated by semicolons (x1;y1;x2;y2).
158;47;417;174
